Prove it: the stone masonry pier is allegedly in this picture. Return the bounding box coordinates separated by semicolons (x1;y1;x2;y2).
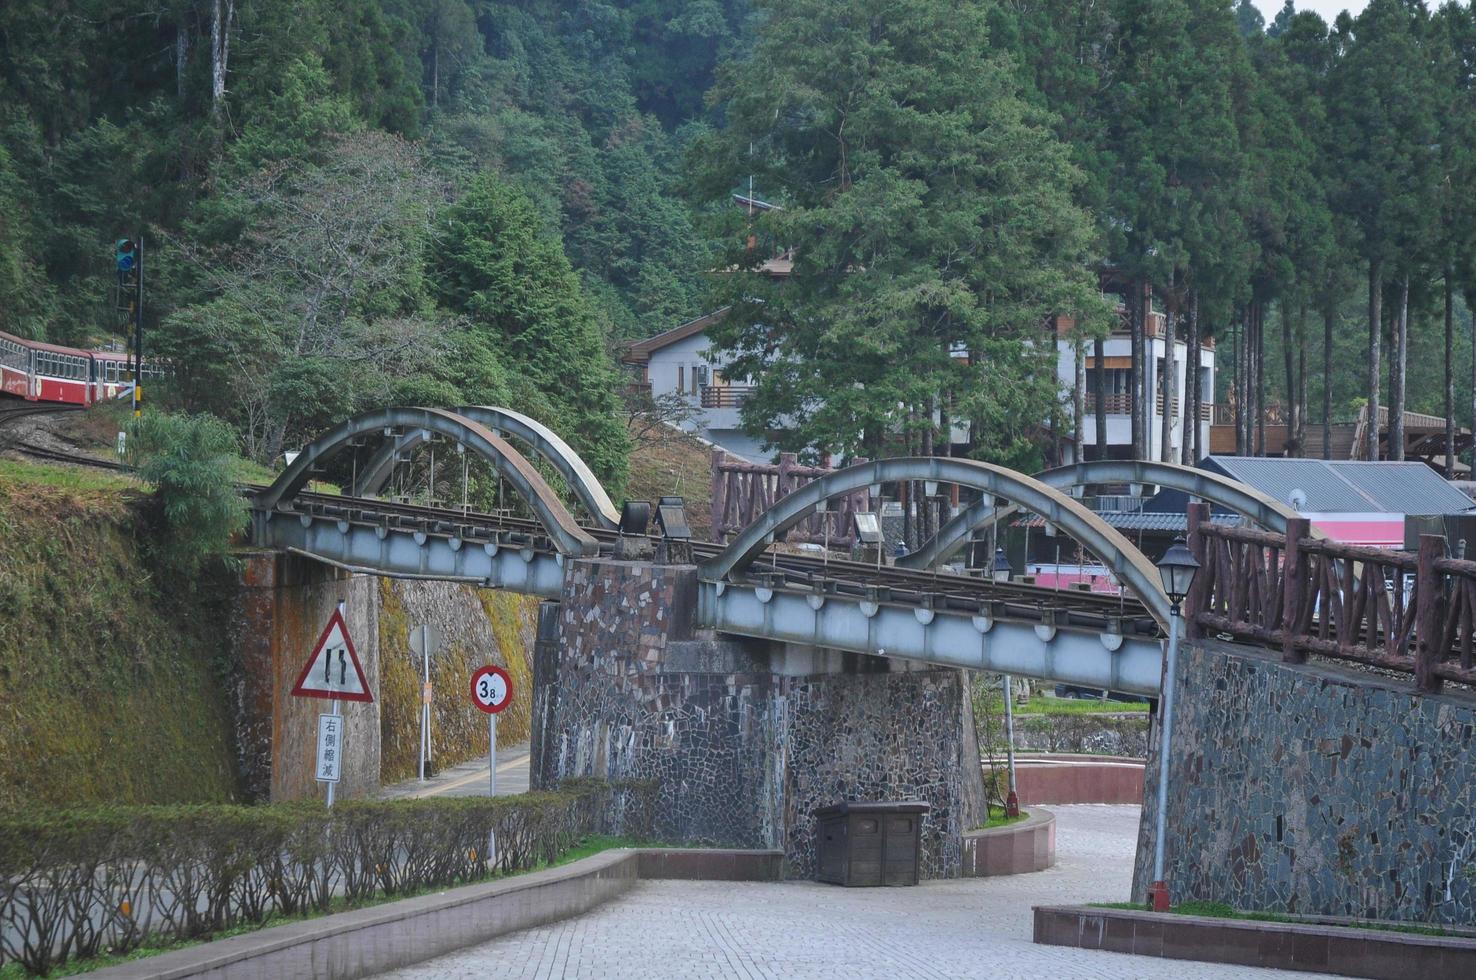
531;558;987;878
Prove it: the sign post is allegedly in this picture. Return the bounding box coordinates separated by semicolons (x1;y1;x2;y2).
409;625;441;782
469;665;513;796
292;601;374;806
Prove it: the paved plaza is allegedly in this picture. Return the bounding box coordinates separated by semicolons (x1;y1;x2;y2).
380;805;1336;979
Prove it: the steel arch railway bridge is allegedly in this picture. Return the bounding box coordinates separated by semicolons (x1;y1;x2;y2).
250;407;1293;697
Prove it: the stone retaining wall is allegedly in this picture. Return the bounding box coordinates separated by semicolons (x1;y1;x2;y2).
1132;639;1476;924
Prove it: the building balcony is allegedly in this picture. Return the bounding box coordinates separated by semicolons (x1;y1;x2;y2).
701;385;754;409
1084;392;1222;422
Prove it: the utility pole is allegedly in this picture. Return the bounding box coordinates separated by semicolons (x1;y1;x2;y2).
133;236;144;419
115;236;144;418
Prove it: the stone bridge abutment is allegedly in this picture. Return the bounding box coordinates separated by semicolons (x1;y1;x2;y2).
530;557;987;878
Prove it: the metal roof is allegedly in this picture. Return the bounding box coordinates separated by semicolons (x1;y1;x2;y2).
1205;456;1373;512
1015;511;1240;533
1204;456;1475;515
1325;461;1476;515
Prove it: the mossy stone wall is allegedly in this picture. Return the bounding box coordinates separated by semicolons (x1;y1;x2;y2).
0;473;239;805
377;580;538;783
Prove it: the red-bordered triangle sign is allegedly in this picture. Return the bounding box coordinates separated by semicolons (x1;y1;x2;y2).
291;608;374;702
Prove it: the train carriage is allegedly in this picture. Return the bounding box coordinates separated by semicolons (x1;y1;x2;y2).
0;329;140;408
0;334;29;399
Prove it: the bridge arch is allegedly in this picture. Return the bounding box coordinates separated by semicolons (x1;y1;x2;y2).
257;406;599;557
896;458;1306;571
702;456;1171;627
348;405;619;529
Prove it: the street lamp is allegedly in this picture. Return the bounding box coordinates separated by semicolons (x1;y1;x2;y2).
1149;536;1199;912
991;547;1012;583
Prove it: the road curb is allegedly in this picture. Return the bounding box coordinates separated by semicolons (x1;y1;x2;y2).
86;847;783;980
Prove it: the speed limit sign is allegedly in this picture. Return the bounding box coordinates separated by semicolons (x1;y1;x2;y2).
470;665;513;714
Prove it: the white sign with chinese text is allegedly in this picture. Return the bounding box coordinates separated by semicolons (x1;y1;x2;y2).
316;713;343;783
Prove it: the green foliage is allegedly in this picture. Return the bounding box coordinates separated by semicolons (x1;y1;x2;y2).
975;806;1029;831
10;0;1476;471
1017;696;1151;716
433;173;631;491
132;413;248;576
0;781;657;975
691;0;1104;461
0;144;51;338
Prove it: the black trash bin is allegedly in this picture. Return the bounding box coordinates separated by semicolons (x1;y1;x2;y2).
813;801;929;886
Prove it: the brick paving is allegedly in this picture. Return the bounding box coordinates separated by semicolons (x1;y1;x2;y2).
379;805;1336;979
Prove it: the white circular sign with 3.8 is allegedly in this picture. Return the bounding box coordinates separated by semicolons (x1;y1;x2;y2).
469;665;513;714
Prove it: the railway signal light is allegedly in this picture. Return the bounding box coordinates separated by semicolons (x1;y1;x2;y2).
115;239;137;277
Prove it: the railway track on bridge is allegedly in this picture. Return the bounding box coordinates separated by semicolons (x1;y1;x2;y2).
283;489;1157;635
6;437;1156;636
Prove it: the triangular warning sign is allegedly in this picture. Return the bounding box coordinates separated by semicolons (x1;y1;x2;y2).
291;608;374;702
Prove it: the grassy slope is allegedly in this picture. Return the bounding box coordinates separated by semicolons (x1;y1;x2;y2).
0;462;239;806
1018;695;1150;715
625;422;714;540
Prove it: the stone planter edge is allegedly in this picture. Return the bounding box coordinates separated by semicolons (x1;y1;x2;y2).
1033;903;1476;980
960;807;1056;877
85;847;784;980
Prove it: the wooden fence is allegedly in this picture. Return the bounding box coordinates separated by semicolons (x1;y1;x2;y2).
710;450;871;547
1185;502;1476;691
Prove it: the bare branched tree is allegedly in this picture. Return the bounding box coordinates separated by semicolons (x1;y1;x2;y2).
164;132;456;459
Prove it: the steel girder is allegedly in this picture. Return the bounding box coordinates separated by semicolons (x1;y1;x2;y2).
256;406;598;557
250;508;568;597
699;580;1162;695
702;456;1171;627
896;458;1305;572
348;405;620;530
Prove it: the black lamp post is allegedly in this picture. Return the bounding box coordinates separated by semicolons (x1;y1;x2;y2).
1149;536;1199;912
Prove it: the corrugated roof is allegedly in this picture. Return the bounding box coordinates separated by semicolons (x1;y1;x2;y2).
1325;461;1476;515
1204;456;1476;515
1015;511;1240;532
1206;456;1375;512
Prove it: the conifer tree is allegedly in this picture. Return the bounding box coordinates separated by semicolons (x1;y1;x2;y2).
1327;0;1442;460
690;0;1103;463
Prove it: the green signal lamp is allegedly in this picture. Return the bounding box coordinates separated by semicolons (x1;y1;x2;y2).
115;239;137;275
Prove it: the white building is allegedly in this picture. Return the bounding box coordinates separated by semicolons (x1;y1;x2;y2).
622;308;775;461
625;292;1217;466
1054;301;1218;464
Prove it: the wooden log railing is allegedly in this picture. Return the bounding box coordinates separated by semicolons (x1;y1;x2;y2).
710;450;871;547
1185;502;1476;691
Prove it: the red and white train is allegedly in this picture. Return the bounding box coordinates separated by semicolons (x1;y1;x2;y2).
0;328;150;407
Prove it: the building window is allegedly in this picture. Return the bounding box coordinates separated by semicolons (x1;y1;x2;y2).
677;364;685;393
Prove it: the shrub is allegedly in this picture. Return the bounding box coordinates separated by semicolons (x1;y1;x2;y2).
131;412;249;576
0;780;656;975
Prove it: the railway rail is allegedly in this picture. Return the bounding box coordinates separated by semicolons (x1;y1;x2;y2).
4;432;1156;637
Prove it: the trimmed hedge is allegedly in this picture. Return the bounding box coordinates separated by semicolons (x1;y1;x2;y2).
0;779;656;975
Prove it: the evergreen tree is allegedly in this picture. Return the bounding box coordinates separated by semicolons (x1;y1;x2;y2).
432;173;631;490
1327;0;1443;460
690;0;1104;464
